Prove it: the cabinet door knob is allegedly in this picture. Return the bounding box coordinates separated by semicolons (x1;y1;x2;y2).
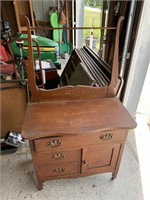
82;160;88;166
100;133;113;141
47;140;63;147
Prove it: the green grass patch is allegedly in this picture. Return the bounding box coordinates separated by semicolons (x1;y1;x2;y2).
83;8;102;48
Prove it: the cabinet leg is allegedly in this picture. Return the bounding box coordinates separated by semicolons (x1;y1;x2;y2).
111;172;117;180
111;142;126;180
37;178;43;190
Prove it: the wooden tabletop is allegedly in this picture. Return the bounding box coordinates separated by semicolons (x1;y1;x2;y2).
21;97;137;140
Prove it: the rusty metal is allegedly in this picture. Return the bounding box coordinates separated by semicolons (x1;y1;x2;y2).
29;26;116;31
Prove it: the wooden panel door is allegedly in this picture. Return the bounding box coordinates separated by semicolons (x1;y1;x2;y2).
82;143;121;174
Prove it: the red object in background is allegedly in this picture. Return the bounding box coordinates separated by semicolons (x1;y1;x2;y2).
0;44;15;75
0;45;9;62
0;64;15;75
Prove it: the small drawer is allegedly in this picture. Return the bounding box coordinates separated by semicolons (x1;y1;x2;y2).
39;162;79;178
35;136;65;152
98;131;124;142
36;149;80;166
34;130;127;152
96;130;127;145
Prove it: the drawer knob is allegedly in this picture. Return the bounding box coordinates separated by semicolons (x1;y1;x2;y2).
52;153;65;160
54;168;65;173
47;140;63;147
100;133;113;141
82;160;88;166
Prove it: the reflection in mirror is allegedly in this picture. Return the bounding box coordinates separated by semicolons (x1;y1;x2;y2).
60;46;111;88
34;59;60;89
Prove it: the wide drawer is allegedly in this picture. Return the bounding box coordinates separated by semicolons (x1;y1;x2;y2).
39;162;79;178
36;149;81;166
34;130;127;152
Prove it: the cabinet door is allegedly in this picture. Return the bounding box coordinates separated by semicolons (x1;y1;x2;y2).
81;143;121;174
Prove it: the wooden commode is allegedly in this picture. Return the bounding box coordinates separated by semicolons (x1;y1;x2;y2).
22;97;136;190
21;17;136;190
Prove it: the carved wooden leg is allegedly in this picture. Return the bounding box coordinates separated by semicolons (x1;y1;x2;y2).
112;142;126;180
112;172;117;180
37;178;43;190
29;141;43;190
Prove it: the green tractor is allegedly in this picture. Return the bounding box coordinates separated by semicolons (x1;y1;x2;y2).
10;33;61;69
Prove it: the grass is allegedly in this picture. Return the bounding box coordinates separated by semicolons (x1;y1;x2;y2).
83;8;102;48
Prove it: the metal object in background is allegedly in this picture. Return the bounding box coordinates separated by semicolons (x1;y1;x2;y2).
119;0;137;78
5;131;26;148
99;0;110;58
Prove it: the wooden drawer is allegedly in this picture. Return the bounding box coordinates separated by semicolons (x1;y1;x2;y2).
39;162;79;178
36;149;80;166
34;130;127;152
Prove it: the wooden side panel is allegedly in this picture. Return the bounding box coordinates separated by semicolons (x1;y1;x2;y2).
0;81;28;138
1;1;18;33
13;0;35;33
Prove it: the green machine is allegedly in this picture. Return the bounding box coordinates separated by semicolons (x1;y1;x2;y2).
49;11;71;55
11;34;61;69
